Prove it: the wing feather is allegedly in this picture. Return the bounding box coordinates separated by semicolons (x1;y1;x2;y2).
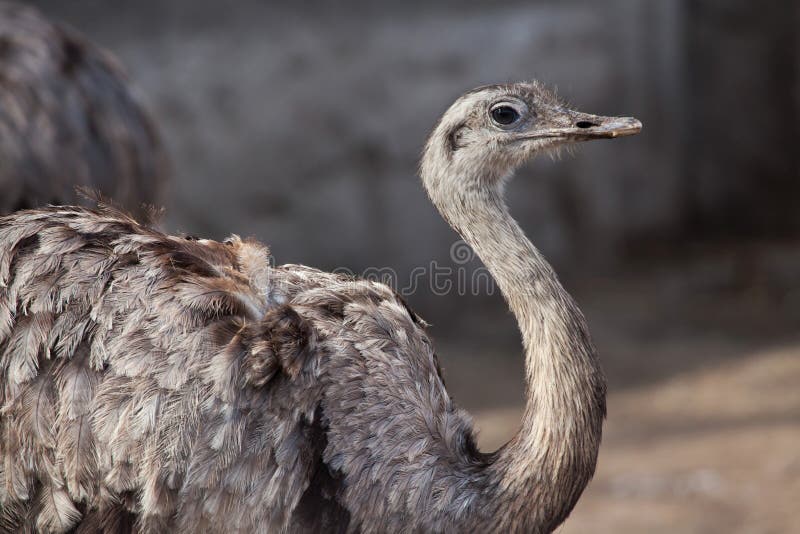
0;205;467;532
36;482;82;533
0;206;332;531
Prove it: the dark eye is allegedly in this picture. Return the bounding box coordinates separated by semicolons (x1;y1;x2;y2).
490;105;521;126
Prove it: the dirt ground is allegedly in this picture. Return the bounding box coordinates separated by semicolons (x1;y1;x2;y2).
438;252;800;533
472;345;800;534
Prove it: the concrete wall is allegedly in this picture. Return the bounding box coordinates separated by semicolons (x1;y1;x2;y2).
684;0;800;238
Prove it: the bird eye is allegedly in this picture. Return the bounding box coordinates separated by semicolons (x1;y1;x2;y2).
490;105;521;126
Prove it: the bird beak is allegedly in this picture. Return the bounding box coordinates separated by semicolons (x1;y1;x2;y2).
515;111;642;142
563;114;643;140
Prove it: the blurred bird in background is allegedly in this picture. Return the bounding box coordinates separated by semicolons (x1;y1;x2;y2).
0;1;167;218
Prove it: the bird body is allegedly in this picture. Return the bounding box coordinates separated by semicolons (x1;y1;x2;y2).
0;82;640;533
0;206;476;533
0;1;167;216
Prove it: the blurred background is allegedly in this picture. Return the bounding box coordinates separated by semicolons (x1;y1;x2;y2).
16;0;800;531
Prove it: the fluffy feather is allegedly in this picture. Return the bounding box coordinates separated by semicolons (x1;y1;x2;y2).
0;206;476;532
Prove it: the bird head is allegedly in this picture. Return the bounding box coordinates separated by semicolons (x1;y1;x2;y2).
421;81;642;203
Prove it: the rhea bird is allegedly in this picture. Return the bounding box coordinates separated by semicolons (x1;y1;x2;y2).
0;81;640;533
0;1;167;217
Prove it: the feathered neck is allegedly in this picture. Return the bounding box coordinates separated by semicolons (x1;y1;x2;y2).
425;167;606;532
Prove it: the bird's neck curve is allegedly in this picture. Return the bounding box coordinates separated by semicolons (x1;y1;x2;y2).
429;179;607;531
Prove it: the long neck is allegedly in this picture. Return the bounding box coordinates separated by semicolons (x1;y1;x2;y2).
434;184;607;532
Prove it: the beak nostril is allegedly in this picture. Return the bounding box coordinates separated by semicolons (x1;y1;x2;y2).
575;121;598;129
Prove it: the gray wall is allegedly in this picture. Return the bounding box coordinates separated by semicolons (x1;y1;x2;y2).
685;0;800;238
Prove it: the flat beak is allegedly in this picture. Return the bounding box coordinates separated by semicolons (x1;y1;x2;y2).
517;112;642;142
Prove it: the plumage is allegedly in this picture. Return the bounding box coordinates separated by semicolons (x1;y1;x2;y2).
0;1;167;217
0;82;640;532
